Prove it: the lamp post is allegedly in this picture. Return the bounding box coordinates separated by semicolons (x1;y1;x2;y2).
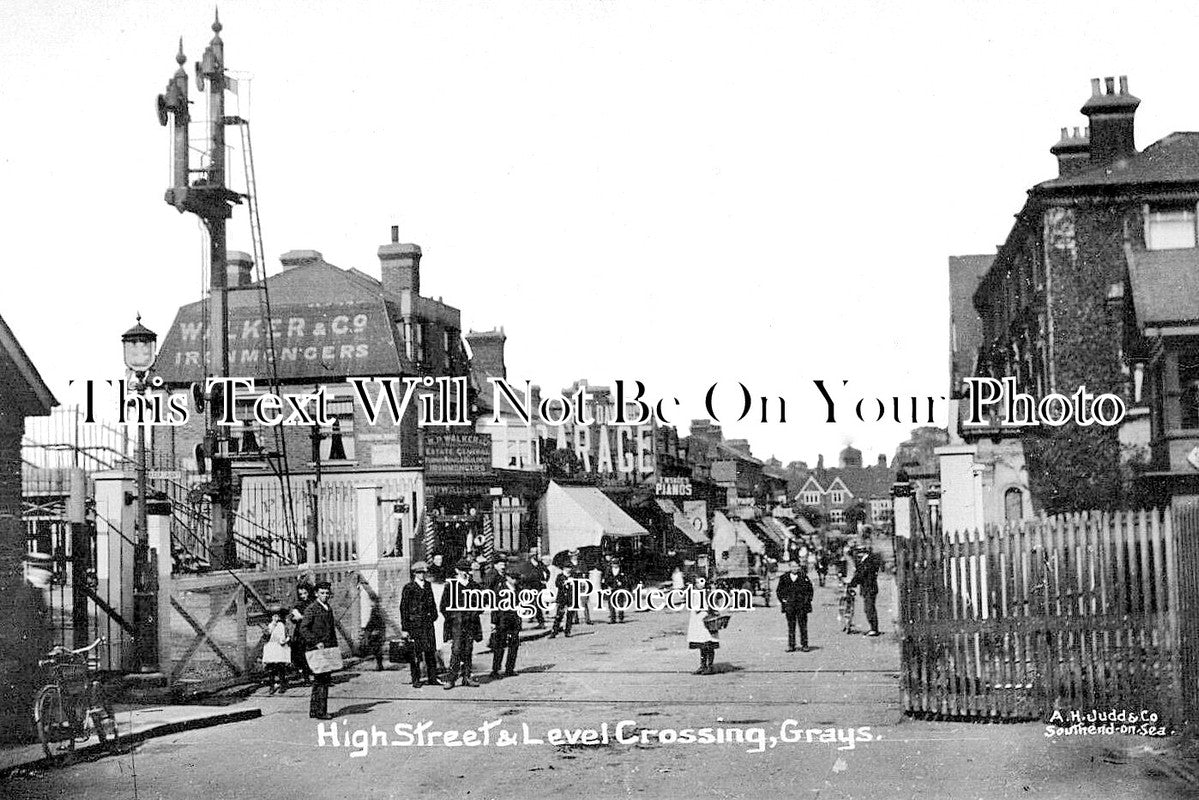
122;315;157;671
122;316;158;545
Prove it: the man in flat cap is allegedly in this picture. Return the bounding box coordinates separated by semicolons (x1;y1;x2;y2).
439;558;483;689
298;580;338;719
400;561;440;687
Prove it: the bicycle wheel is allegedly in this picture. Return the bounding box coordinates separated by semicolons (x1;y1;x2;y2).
34;685;75;766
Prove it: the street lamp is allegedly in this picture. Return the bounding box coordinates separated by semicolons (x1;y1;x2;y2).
122;315;158;376
122;315;156;670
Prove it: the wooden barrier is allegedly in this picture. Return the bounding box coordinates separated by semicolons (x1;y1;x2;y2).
897;509;1188;726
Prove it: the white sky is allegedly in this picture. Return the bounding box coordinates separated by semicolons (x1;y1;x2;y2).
3;0;1196;468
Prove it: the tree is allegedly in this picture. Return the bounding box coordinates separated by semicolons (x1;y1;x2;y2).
794;504;826;529
844;501;869;534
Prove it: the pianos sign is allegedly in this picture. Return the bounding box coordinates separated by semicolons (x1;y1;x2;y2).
655;477;693;497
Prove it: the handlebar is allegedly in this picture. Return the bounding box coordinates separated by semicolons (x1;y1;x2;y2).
38;636;106;666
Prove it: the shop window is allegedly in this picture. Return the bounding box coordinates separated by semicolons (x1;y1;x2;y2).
321;395;356;461
1145;205;1197;251
228;396;263;455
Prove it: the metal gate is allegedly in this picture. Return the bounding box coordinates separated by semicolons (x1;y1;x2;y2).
23;467;125;671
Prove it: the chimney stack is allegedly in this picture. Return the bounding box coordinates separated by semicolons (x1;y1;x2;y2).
227;250;254;287
279;249;323;270
378;226;421;297
878;454;888;468
1050;125;1090;176
465;328;507;381
1080;75;1139;166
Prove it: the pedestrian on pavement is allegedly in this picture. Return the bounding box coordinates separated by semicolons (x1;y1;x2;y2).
489;572;523;679
288;582;315;684
298;581;338;720
440;558;483;689
601;561;630;623
548;565;581;638
847;539;884;636
361;596;386;671
814;546;829;587
686;575;721;675
263;607;291;694
527;550;550;629
775;560;814;652
568;549;594;625
400;561;441;688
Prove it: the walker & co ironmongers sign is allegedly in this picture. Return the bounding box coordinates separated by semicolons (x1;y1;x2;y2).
423;431;492;477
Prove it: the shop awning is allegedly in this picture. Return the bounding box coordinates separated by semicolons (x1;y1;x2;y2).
759;517;796;546
747;518;785;548
542;481;649;554
655;498;708;545
733;520;766;555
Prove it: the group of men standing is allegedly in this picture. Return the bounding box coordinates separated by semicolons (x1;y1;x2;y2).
397;553;530;691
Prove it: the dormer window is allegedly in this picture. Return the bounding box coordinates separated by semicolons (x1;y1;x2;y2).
1145;204;1197;250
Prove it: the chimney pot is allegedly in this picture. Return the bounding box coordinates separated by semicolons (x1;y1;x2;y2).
1073;126;1081;138
1119;75;1128;94
1105;76;1116;94
1060;126;1068;138
1091;78;1101;95
391;225;399;243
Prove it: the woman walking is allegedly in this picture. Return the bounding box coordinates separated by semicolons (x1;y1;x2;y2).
686;575;722;675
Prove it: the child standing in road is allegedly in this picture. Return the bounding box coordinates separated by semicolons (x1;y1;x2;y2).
686;575;723;675
263;607;291;694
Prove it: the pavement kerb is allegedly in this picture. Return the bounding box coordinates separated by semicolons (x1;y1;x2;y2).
0;706;263;777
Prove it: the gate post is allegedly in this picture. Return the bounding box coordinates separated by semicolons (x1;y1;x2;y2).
147;497;173;674
67;468;89;649
356;484;382;625
93;470;137;671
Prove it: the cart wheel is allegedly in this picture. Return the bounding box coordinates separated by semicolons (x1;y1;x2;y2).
34;685;75;766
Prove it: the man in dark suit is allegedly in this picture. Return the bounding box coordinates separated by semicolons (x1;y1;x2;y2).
548;566;581;638
847;540;884;637
440;558;483;689
775;560;814;652
298;581;338;719
400;561;440;687
489;572;523;679
601;562;630;623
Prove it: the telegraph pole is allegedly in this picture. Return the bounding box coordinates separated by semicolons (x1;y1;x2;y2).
158;10;241;569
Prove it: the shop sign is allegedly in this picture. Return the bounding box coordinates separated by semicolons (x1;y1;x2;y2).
655;476;693;497
424;431;492;477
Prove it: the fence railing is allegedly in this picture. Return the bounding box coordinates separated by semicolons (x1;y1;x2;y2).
897;509;1184;726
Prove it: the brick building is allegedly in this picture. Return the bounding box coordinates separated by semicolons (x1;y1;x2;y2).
794;446;895;530
967;76;1199;511
0;313;57;741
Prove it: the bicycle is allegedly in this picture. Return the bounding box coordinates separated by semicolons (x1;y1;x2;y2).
33;636;120;765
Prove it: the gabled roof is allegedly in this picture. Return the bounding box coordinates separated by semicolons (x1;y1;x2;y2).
798;475;824;494
0;313;57;416
1036;132;1199;192
826;476;851;495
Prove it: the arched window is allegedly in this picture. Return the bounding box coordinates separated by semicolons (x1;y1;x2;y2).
1004;487;1023;524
